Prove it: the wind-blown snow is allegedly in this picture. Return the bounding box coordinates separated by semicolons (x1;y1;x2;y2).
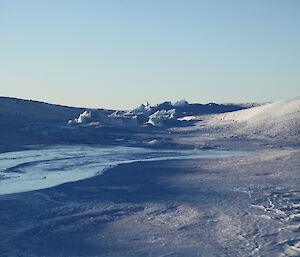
205;96;300;138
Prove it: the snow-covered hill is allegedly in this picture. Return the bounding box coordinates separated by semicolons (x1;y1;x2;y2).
206;96;300;138
0;97;85;122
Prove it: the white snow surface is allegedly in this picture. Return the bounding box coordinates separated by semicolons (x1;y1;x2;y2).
67;99;255;127
1;96;300;257
173;99;189;107
148;109;177;127
204;96;300;138
127;102;152;114
71;110;92;124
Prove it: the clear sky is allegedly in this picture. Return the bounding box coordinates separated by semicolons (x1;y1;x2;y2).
1;0;300;109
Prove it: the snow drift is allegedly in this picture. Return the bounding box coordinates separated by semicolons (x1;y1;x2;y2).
206;96;300;138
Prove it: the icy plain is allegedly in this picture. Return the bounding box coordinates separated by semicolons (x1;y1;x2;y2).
0;96;299;257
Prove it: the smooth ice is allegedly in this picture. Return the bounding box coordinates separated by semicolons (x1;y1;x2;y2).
0;145;247;195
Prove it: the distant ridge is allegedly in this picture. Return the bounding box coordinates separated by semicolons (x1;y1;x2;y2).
0;96;84;122
0;96;256;124
0;96;114;122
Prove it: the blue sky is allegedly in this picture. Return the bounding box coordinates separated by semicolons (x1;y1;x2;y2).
1;0;300;109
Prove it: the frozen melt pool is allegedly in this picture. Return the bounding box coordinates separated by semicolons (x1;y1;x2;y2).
0;145;248;195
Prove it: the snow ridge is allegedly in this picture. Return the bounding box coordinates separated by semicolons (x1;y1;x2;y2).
207;96;300;138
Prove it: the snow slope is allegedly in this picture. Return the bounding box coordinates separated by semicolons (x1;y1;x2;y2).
206;96;300;138
0;96;85;122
